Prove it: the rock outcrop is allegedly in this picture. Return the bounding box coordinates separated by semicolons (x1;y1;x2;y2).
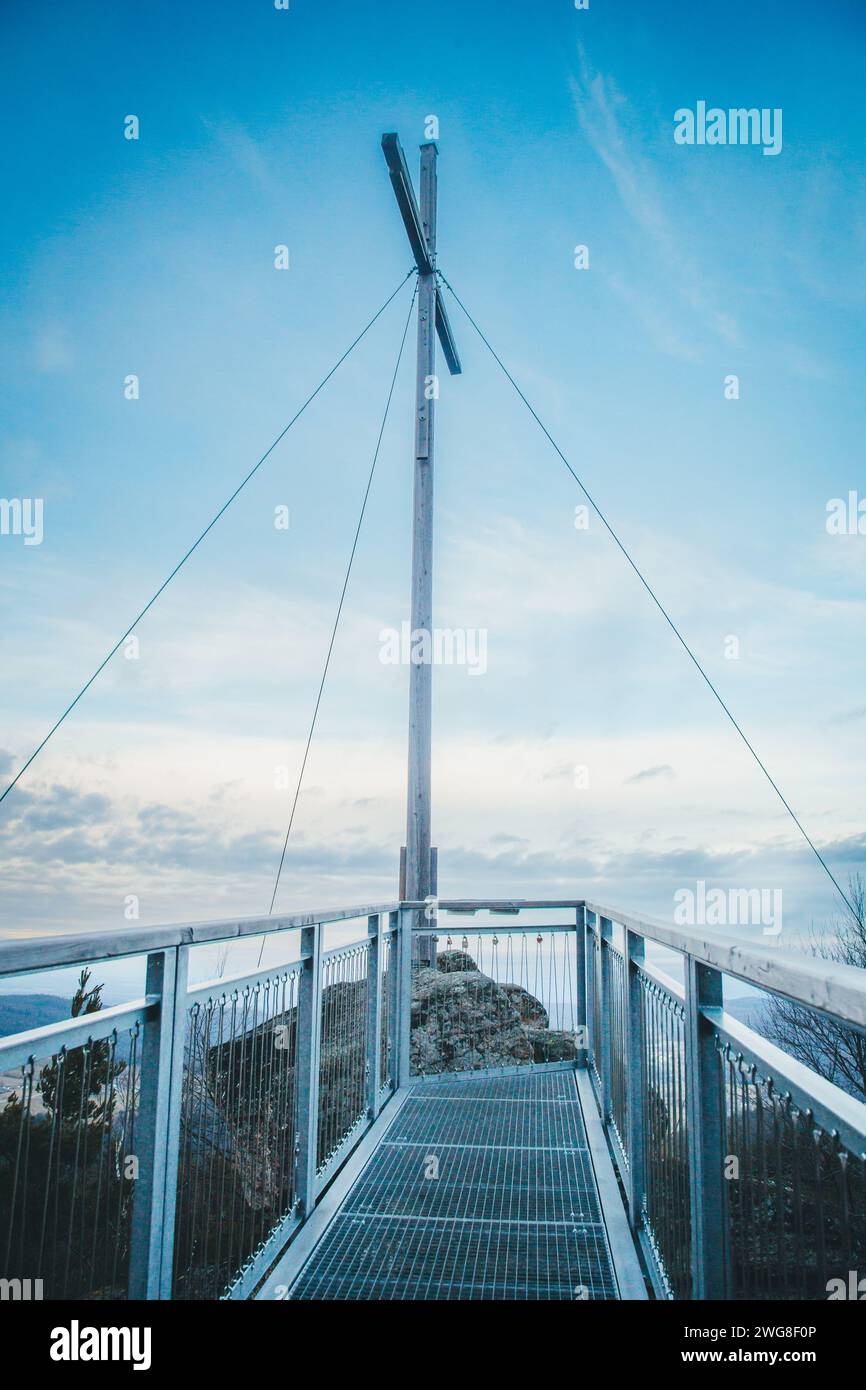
411;949;577;1074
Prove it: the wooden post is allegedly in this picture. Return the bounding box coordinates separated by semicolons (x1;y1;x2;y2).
381;130;460;1009
404;142;438;915
417;844;438;968
398;845;407;899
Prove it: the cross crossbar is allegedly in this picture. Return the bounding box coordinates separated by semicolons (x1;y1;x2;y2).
381;132;462;375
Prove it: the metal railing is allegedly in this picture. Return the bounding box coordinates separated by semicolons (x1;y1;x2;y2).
317;941;370;1172
3;893;866;1300
0;1004;143;1299
173;962;303;1299
408;914;580;1078
0;903;403;1300
581;902;866;1301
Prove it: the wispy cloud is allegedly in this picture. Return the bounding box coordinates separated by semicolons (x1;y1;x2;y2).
32;323;74;373
569;48;740;356
624;764;675;785
830;704;866;725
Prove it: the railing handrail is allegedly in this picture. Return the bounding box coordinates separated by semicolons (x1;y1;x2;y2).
0;995;157;1070
414;894;866;1035
705;1003;866;1154
0;898;583;978
4;889;864;1036
0;901;402;976
585;899;866;1033
434;898;585;911
3;889;861;1045
627;951;866;1152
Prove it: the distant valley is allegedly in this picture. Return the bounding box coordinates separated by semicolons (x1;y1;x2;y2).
0;993;69;1038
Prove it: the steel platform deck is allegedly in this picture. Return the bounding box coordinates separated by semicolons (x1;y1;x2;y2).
259;1069;646;1301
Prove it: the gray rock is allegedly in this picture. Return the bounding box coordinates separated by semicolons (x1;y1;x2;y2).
436;949;479;974
526;1027;578;1063
500;983;549;1027
410;959;576;1074
411;966;533;1072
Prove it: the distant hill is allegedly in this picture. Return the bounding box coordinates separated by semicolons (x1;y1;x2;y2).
0;994;69;1038
724;995;772;1033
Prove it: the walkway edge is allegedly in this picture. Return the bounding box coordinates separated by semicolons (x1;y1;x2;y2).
254;1086;414;1299
574;1069;648;1300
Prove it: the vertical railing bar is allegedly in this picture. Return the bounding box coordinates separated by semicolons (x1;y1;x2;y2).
366;913;384;1119
386;910;399;1089
397;905;414;1087
158;944;189;1300
295;922;323;1218
331;955;342;1162
599;915;614;1124
586;911;597;1086
685;954;727;1299
128;945;187;1300
624;926;646;1230
575;905;588;1066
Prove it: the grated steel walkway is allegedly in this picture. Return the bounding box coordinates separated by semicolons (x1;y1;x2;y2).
286;1070;622;1300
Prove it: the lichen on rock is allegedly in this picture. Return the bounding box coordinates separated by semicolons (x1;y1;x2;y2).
410;949;577;1074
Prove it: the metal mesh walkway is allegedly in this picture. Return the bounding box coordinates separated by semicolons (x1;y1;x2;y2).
288;1070;619;1300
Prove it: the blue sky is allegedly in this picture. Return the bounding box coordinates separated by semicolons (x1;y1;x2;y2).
1;0;865;949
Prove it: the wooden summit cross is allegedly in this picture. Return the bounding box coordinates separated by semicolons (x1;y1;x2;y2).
381;133;462;924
